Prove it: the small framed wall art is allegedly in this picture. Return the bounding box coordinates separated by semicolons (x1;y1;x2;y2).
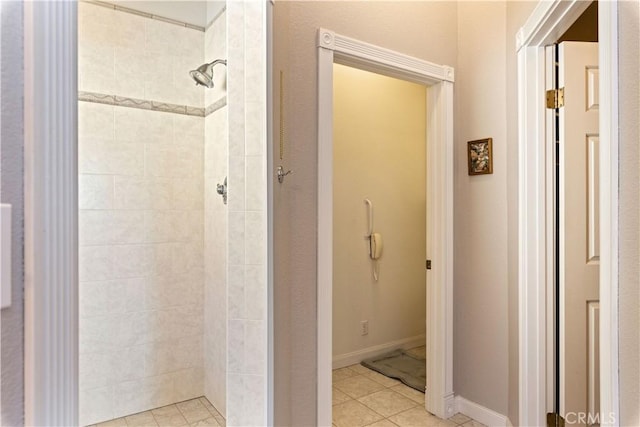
467;138;493;175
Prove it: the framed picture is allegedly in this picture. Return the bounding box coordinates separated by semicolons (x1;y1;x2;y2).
467;138;493;175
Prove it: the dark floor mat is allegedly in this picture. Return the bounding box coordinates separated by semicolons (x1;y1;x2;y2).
361;349;425;393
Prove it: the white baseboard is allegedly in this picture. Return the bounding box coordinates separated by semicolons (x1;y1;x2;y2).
455;396;510;427
332;334;426;369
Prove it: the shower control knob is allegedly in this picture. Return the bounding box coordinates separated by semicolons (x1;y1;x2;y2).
217;177;228;204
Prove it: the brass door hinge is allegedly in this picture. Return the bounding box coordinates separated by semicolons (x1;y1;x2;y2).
547;413;566;427
546;88;565;109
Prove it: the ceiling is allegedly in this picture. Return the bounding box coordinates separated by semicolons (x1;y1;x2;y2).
107;1;225;28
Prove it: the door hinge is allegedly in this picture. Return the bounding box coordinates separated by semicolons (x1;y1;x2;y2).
547;413;566;427
426;260;432;270
546;88;565;109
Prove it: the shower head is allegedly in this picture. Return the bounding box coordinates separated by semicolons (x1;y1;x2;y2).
189;59;227;89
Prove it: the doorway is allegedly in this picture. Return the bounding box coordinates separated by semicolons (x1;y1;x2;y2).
316;28;455;426
516;1;619;425
331;63;428;425
548;5;600;424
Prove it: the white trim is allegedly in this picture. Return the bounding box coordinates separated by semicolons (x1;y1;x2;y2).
317;28;455;425
455;396;510;427
517;1;619;426
266;1;275;425
23;1;79;425
597;2;619;425
515;0;591;51
332;335;426;370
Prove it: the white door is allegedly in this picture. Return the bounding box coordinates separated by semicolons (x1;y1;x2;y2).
558;41;600;426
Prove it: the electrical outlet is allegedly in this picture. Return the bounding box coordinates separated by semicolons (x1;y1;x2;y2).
360;320;369;336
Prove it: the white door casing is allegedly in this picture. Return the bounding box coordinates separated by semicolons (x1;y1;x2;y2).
316;28;455;426
558;41;600;424
517;1;619;426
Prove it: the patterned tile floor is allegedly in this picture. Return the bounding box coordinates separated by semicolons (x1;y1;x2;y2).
332;346;486;427
89;397;225;427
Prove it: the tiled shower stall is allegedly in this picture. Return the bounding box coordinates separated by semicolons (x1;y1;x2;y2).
78;1;268;425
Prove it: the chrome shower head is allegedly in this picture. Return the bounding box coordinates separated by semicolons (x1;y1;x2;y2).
189;59;227;89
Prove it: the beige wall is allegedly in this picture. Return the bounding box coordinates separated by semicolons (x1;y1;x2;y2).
332;64;426;361
618;1;640;425
0;2;25;425
272;2;458;424
454;1;509;415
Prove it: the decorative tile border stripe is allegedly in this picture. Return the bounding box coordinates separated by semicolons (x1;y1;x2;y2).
79;91;205;117
205;97;227;116
205;5;227;32
83;0;205;32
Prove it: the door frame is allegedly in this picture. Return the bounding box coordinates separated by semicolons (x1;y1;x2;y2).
23;2;79;425
516;1;619;425
316;28;455;425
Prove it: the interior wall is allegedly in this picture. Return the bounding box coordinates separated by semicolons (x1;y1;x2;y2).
203;4;228;416
454;1;509;415
618;1;640;424
272;2;458;424
332;64;426;364
0;2;25;425
78;3;205;424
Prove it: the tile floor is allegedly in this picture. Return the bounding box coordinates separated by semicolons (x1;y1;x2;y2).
88;397;225;427
332;347;486;427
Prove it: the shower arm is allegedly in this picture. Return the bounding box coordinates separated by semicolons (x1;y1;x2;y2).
207;59;227;69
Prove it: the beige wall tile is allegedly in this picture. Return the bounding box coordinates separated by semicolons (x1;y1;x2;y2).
114;176;173;210
244;265;266;321
80;211;145;245
79;102;114;140
80;140;144;176
145;144;203;178
79;352;115;390
173;367;205;404
79;43;115;95
114;107;173;145
244;211;264;265
114;48;146;100
244;156;264;212
112;244;151;278
80;385;115;426
112;345;147;383
80;175;115;210
80;246;114;282
228;155;245;211
172;178;204;210
80;315;119;354
113;11;147;51
244;102;263;156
